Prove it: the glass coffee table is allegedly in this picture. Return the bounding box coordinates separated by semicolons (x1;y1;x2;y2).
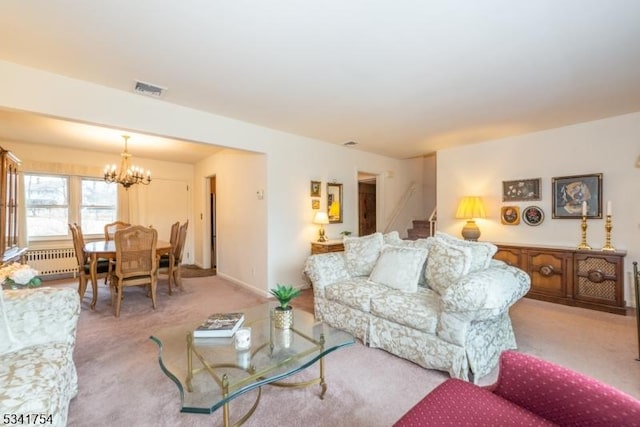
150;303;354;426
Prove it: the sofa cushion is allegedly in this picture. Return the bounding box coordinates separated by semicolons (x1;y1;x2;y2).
491;350;640;426
370;287;440;334
435;231;497;272
369;245;429;292
383;231;403;245
425;239;473;295
0;290;21;355
0;342;77;427
324;278;388;312
394;378;555;426
344;232;384;276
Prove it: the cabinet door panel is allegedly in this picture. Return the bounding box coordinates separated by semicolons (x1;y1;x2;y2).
574;254;624;306
528;251;569;297
494;247;523;268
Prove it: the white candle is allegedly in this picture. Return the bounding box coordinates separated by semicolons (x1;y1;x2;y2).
607;200;612;216
582;201;587;216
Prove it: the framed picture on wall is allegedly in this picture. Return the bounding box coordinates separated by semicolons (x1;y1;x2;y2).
551;173;602;219
502;178;541;201
310;180;321;197
501;206;520;225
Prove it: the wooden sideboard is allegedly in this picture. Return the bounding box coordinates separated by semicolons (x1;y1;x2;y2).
310;240;345;255
494;243;627;315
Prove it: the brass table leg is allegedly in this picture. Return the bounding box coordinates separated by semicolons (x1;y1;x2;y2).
222;374;230;427
186;333;194;392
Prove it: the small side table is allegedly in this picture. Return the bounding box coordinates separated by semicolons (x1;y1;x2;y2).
310;240;344;255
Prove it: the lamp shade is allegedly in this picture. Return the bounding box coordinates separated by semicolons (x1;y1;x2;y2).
313;211;329;224
455;196;486;219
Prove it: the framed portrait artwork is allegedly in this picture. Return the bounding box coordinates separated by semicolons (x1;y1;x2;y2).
501;206;520;225
502;178;541;201
310;180;321;197
552;173;602;219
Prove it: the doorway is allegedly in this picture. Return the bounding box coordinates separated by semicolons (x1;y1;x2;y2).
358;173;377;236
209;176;217;270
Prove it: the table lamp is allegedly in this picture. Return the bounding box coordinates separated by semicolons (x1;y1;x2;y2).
313;211;329;242
455;196;486;241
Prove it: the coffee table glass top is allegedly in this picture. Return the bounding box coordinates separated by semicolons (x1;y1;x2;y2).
150;303;354;414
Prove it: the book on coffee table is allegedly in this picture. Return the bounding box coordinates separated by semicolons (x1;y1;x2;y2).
193;312;245;338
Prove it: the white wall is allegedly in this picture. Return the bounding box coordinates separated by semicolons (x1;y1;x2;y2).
0;61;426;297
437;112;640;305
1;140;195;257
193;149;268;291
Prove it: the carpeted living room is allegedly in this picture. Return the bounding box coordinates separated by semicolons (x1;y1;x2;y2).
2;2;640;426
16;270;640;426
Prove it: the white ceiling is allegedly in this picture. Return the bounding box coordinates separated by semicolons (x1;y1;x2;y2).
1;1;639;161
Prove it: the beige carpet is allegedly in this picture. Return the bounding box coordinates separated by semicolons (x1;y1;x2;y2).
45;274;639;426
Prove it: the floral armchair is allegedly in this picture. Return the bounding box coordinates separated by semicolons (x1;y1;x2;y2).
0;287;80;426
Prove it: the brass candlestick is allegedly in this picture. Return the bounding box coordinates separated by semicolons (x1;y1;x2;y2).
602;215;615;251
576;215;591;250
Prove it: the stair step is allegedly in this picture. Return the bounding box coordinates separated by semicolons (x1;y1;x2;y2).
411;219;431;230
407;228;432;240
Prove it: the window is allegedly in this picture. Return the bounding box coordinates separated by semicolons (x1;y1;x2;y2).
25;174;117;239
25;174;69;238
80;179;117;235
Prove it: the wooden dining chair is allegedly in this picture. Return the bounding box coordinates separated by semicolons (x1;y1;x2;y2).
69;223;109;302
159;221;180;293
160;220;188;294
103;221;131;284
108;225;158;317
104;221;131;241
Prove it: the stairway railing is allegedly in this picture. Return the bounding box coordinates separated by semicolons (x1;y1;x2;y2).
428;207;437;236
383;181;416;233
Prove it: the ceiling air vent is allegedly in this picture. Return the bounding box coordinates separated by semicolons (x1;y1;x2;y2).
133;80;167;98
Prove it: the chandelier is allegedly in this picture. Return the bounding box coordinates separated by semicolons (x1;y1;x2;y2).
104;135;151;189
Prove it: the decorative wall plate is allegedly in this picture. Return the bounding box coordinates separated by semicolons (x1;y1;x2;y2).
523;206;544;226
501;206;520;225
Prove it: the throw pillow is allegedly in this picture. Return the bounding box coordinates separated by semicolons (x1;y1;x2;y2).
368;245;429;292
383;231;403;245
435;231;497;272
344;232;384;276
425;239;473;295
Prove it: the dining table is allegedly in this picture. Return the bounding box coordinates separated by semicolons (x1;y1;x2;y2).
83;239;172;309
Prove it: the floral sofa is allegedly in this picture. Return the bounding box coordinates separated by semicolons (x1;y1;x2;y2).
0;287;81;426
304;231;531;382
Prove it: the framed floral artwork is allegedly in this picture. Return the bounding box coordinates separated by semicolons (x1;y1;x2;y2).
502;178;541;201
552;173;602;219
501;206;520;225
310;180;321;197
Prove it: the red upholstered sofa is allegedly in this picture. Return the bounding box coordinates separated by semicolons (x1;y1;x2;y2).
394;350;640;426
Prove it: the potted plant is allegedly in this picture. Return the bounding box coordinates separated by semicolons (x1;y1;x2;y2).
269;284;301;329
